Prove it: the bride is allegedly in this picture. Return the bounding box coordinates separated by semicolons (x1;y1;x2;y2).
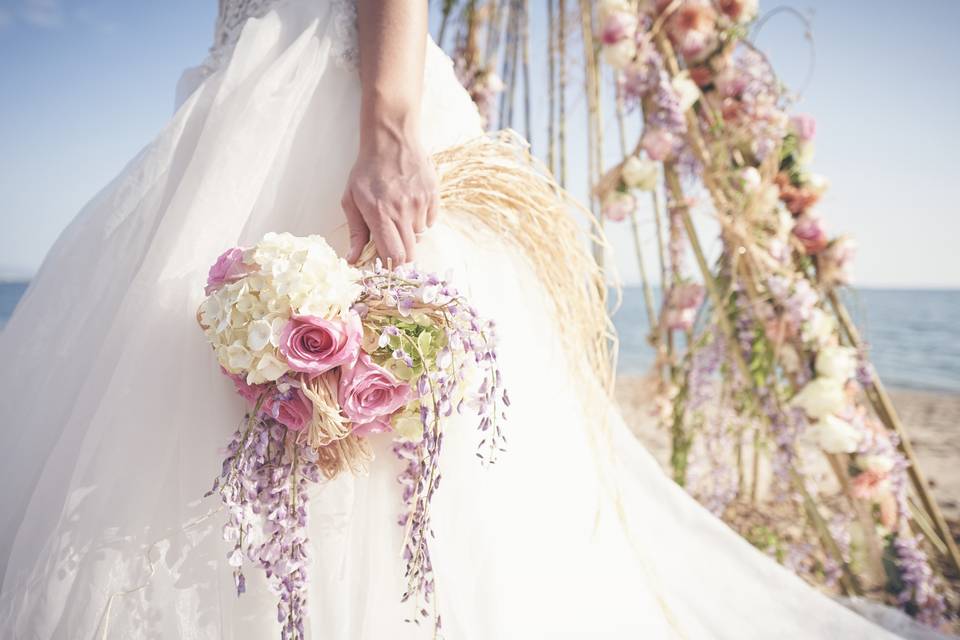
0;1;946;638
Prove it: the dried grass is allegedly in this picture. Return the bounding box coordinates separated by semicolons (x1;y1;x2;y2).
432;130;618;404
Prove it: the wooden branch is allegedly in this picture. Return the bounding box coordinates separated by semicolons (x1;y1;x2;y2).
546;0;557;176
557;0;567;187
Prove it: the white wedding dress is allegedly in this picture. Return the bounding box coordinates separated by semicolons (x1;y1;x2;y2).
0;1;947;638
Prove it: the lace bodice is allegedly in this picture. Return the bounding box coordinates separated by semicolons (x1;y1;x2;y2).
208;0;358;70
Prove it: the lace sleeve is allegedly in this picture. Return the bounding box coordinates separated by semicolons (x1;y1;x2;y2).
206;0;359;73
329;0;359;70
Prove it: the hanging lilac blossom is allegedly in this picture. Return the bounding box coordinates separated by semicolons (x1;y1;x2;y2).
893;533;948;628
207;407;316;639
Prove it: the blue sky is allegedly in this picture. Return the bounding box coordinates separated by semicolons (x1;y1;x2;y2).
0;0;958;287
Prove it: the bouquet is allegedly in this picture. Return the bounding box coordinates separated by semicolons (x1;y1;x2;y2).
197;232;507;638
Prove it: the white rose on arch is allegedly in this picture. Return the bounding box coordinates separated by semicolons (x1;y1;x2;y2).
802;308;837;348
603;38;638;69
671;72;701;113
791;376;846;419
621;155;659;191
815;345;858;382
810;414;862;454
860;454;895;474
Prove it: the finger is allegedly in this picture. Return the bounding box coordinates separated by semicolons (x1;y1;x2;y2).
342;191;370;264
425;194;439;229
413;194;428;236
369;214;406;268
396;219;417;264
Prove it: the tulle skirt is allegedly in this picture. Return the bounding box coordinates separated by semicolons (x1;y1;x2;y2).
0;2;929;638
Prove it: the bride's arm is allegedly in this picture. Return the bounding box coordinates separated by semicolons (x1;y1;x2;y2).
341;1;439;265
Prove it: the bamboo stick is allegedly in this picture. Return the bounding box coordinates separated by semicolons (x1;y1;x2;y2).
577;0;606;267
437;0;455;49
829;290;960;576
498;1;519;129
793;467;862;596
520;0;532;145
650;185;669;293
615;85;658;334
546;0;557;176
484;0;506;67
557;0;567;187
635;99;670;304
577;0;596;211
825;453;886;587
750;427;760;504
908;498;949;556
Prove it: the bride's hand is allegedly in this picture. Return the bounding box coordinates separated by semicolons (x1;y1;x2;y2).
341;119;439;266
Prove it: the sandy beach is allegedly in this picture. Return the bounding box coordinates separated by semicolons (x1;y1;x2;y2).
615;375;960;520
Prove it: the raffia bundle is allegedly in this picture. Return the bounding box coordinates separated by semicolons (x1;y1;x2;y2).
430;130;617;401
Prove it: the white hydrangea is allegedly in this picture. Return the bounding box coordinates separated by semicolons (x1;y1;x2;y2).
200;232;362;383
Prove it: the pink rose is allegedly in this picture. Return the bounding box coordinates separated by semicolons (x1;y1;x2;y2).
664;308;697;332
338;353;412;436
790;114;817;143
266;388;313;432
671;282;705;310
793;214;829;255
718;0;757;23
850;469;888;501
279;312;362;377
601;11;636;45
205;247;249;295
641;128;677;162
667;3;718;62
665;282;705;331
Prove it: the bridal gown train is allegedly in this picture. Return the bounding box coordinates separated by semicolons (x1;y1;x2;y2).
0;1;943;638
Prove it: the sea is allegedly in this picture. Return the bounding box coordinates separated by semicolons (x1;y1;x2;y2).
1;281;958;394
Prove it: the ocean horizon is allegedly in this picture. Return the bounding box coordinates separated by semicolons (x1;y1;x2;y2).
2;281;959;394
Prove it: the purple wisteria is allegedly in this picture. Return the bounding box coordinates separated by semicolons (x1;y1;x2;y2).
208;404;317;640
893;533;948;627
353;260;508;628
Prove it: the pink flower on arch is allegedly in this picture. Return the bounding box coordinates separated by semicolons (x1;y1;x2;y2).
641;128;678;162
793;214;829;255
